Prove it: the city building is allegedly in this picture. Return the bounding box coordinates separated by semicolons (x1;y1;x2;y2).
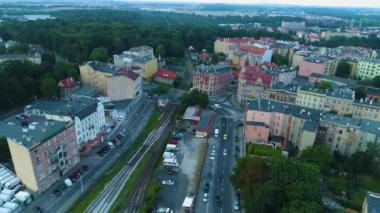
319;114;380;156
298;56;338;77
70;86;98;100
362;191;380;213
0;52;41;64
214;37;255;55
26;98;106;156
308;73;357;87
154;69;176;85
239;45;273;65
269;83;298;103
244;99;321;151
192;64;232;96
58;77;78;100
113;46;158;79
0;115;79;193
79;61;142;101
237;65;297;103
357;59;380;80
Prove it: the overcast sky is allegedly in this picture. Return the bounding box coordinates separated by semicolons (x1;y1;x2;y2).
131;0;380;8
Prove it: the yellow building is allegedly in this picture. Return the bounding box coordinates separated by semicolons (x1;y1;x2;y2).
0;116;79;193
291;52;306;68
214;38;231;55
133;57;158;80
357;59;380;80
80;61;142;101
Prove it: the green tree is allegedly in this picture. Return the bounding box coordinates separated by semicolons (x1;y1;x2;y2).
372;76;380;88
210;53;219;65
155;44;166;58
271;53;288;65
335;61;352;78
40;77;58;97
89;47;108;62
300;143;333;174
354;87;367;100
282;200;323;213
7;43;29;54
315;81;332;91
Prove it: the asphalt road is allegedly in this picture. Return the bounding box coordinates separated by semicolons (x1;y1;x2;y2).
195;110;236;213
25;98;154;213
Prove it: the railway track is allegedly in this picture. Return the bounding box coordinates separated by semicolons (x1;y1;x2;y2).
85;105;177;213
124;105;177;213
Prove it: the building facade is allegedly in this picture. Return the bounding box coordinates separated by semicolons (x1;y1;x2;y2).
0;116;79;193
298;56;338;77
0;52;42;64
79;61;142;101
357;59;380;80
193;64;232;96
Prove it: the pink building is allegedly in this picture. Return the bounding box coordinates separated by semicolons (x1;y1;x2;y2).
193;64;232;96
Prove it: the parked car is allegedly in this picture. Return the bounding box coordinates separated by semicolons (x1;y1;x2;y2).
206;173;212;182
214;104;222;109
161;180;175;185
210;152;215;160
211;146;216;154
223;148;227;156
234;199;240;210
223;134;227;140
53;189;62;197
166;170;177;175
204;183;210;191
68;175;77;183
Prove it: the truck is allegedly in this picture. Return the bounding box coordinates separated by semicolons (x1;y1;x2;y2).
214;128;219;138
4;177;20;190
163;152;176;159
163;158;178;167
166;144;178;152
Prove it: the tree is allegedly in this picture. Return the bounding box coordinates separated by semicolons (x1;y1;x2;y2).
335;61;352;78
314;81;332;91
155;44;166;58
300;143;333;174
354;87;367;100
372;76;380;88
271;53;288;65
89;47;108;62
40;77;58;97
282;200;323;213
210;53;219;65
7;43;29;54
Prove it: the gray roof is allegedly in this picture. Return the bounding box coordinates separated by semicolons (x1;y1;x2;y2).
88;61;118;74
303;120;318;131
270;82;298;94
321;113;380;134
309;73;357;86
29;98;98;120
133;56;155;63
366;191;380;213
299;85;355;101
353;99;380;109
0;115;69;149
195;64;232;74
110;99;133;111
71;86;97;97
265;65;296;74
304;56;336;63
247;99;322;121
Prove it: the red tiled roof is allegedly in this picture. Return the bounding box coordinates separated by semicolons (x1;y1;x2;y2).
58;77;77;88
116;68;140;81
155;70;176;79
239;46;266;55
241;65;272;88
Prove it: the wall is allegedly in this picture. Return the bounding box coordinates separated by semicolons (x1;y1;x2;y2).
244;125;269;142
106;76;135;101
298;60;326;77
299;130;317;151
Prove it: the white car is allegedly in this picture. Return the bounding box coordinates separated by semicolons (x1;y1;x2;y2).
210;153;215;160
234;199;240;210
211;146;216;154
161;180;175;185
223;148;227;156
203;192;209;202
214;104;222;109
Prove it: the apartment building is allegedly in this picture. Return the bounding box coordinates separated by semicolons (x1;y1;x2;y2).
298;56;338;77
0;52;42;64
79;61;142;101
269;83;298;103
281;21;306;29
351;99;380;121
244;99;321;151
319;114;380;156
0;116;79;193
25;97;106;156
357;59;380;80
237;65;296;103
214;37;255;55
113;46;158;79
193;64;232;96
239;45;272;65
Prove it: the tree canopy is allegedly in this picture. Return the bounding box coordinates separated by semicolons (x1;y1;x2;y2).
335;61;352;78
179;89;209;114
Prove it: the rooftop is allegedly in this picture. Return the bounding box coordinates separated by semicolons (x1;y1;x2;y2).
239;46;266;55
58;77;77;89
309;73;357;86
299;85;355;101
247;99;322;121
71;86;97;97
0;115;69;149
321;113;380;134
360;59;380;64
87;61;118;74
28;98;98;120
195;64;231;74
304;56;336;63
365;191;380;213
155;69;176;79
264;65;296;74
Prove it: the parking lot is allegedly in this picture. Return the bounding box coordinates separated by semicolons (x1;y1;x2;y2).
155;131;207;212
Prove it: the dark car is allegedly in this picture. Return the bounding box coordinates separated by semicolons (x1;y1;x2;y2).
53;189;62;197
206;173;212;182
82;164;89;172
236;190;241;200
69;175;77;183
204;183;210;191
166;170;178;175
214;196;221;204
216;175;222;182
32;206;43;213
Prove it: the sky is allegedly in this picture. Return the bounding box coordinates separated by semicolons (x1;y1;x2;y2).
130;0;380;8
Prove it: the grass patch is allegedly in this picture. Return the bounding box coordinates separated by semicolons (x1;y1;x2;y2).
69;109;161;212
246;143;281;157
140;179;161;213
